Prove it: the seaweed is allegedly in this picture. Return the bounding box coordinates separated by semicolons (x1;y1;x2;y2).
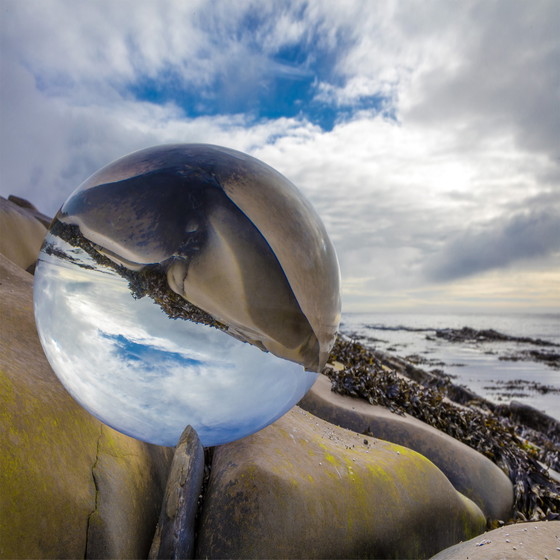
46;219;224;330
325;335;560;523
435;326;559;347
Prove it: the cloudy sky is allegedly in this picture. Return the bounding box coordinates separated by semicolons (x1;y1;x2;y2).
2;0;559;313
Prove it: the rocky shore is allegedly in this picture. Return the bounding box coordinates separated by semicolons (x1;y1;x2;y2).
434;326;560;369
1;194;559;559
325;336;560;522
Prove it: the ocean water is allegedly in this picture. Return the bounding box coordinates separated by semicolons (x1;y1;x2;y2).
340;312;560;421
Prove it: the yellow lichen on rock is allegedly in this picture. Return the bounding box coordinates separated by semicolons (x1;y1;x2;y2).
196;407;486;559
0;254;172;559
301;373;514;521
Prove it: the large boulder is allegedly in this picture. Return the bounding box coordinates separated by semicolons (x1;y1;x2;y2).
300;374;513;521
196;406;485;559
0;253;173;559
0;196;48;271
430;520;560;559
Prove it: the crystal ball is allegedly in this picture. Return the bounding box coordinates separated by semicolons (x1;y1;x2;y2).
33;144;340;446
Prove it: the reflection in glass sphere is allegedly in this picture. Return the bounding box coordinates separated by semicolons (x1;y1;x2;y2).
33;144;340;446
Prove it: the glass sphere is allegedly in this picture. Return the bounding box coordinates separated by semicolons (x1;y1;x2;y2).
33;144;340;446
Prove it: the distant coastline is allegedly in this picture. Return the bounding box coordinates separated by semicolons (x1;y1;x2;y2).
340;311;560;421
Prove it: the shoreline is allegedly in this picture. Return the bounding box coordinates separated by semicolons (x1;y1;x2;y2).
326;334;560;523
341;314;560;421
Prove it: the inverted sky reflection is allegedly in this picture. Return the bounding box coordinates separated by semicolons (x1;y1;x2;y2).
34;238;317;446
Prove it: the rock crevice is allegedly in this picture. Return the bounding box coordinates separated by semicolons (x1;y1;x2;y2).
84;425;103;559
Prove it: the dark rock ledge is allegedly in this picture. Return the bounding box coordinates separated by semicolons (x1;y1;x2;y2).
435;326;558;347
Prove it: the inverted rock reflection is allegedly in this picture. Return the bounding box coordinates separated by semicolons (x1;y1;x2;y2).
34;144;340;446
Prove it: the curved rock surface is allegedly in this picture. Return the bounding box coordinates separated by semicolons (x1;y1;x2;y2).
196;406;485;559
300;374;513;521
0;254;173;559
0;196;47;271
430;520;560;559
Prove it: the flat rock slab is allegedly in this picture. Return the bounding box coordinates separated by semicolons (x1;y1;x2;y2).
196;406;485;559
300;373;513;521
0;254;173;559
430;520;560;559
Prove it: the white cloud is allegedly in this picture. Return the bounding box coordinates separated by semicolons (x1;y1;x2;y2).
252;111;560;312
2;0;559;312
401;1;560;160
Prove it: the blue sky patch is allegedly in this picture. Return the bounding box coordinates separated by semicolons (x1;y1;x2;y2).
127;69;388;131
101;332;205;370
125;11;389;131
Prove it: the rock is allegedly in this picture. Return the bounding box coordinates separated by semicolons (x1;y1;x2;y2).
149;426;205;560
299;374;513;521
7;194;52;227
0;195;48;271
196;407;485;559
430;520;560;559
0;253;173;559
498;399;560;440
435;326;557;347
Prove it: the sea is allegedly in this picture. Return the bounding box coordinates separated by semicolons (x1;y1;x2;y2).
340;312;560;422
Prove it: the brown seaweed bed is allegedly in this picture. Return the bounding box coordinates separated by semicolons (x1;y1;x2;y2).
326;335;560;524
